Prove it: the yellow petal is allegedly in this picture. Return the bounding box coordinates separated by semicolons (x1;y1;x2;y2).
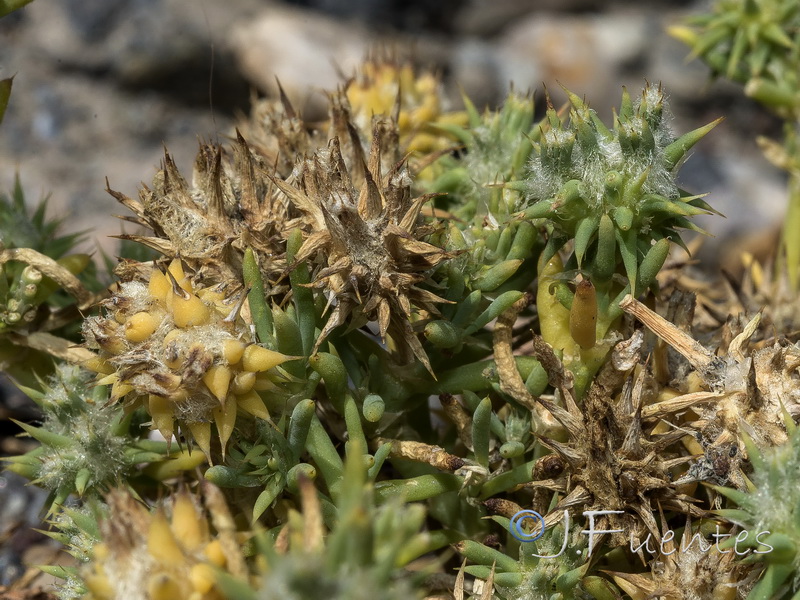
242;344;288;372
125;311;159;342
213;396;237;456
148;509;185;565
171;491;206;552
236;390;269;420
203;365;232;402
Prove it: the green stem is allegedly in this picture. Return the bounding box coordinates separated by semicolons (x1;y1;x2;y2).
478;459;537;499
782;172;800;291
374;474;461;503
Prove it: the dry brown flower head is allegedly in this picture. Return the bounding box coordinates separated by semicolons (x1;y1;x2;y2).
272;119;449;373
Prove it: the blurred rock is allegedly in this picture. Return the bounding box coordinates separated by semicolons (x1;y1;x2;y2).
0;0;264;256
450;39;503;110
456;0;602;36
0;473;49;587
495;10;651;110
15;0;260;111
285;0;463;33
231;5;372;119
229;4;455;120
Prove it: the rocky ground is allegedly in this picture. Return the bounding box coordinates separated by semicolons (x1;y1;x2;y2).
0;0;791;595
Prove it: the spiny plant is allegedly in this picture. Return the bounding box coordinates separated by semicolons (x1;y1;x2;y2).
272;120;449;373
455;507;619;600
74;484;246;600
670;0;800;290
0;176;97;385
343;51;467;158
81;255;303;461
9;45;789;600
518;85;719;397
218;440;431;600
3;364;172;512
713;423;800;600
608;517;757;600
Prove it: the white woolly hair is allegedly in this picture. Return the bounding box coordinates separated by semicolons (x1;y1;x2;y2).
525;86;681;209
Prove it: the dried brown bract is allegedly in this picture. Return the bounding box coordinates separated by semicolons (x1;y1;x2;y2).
108;133;289;286
621;293;800;488
273;120;449;373
608;517;757;600
530;332;704;548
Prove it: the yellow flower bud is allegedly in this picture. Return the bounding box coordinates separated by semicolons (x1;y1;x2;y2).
147;572;183;600
203;365;232;403
147;509;185;565
236;390;269;420
205;539;226;567
242;344;287;372
167;259;192;293
222;339;246;364
170;291;211;328
231;371;256;395
85;572;114;600
149;269;171;305
171;492;206;552
189;563;216;595
125;311;159;342
93;543;110;561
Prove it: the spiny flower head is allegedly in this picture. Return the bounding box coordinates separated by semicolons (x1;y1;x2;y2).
82;258;291;460
609;519;756;600
273;121;449;373
243;85;321;179
3;364;158;511
620;295;800;469
344;52;466;156
528;332;704;548
79;484;245;600
522;85;720;295
108;134;289;285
